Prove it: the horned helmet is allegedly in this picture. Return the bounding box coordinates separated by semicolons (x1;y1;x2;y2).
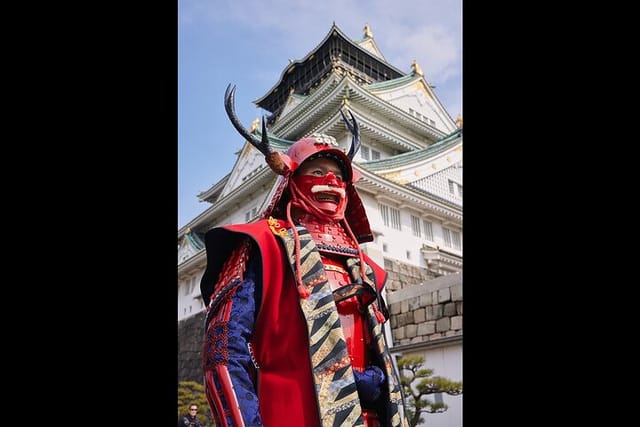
224;84;373;243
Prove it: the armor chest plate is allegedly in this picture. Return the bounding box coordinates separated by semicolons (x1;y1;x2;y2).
321;254;372;371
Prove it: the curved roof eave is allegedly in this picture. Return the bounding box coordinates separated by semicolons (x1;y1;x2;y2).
180;167;275;236
270;74;447;147
355;164;462;220
365;73;419;91
196;173;230;205
363;129;462;172
366;73;457;129
345;84;449;141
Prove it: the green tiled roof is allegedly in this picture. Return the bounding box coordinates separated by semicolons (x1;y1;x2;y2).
361;128;462;171
252;130;294;151
365;73;419;90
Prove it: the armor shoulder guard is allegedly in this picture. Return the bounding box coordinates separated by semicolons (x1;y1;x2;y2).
200;219;287;317
206;237;251;317
200;224;253;308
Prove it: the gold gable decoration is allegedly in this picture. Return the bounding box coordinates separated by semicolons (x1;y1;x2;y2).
249;118;260;133
363;23;373;39
411;60;424;77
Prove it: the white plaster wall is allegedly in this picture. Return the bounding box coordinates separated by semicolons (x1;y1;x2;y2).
177;270;204;321
221;147;264;197
377;84;455;134
359;192;460;269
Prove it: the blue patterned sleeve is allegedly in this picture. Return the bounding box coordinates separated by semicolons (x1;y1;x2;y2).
203;257;263;426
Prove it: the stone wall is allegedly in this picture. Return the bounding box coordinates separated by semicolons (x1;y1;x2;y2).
178;310;206;383
383;258;439;291
386;272;462;348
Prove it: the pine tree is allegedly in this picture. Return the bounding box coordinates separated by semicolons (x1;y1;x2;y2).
397;355;463;427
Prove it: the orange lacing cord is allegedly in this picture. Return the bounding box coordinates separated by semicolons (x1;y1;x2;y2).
286;200;310;299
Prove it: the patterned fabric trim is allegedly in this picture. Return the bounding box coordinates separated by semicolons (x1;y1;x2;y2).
316;243;359;255
203;320;230;370
278;227;364;427
215;237;251;290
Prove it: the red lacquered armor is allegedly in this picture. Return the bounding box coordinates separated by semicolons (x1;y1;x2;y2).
321;255;372;371
362;409;381;427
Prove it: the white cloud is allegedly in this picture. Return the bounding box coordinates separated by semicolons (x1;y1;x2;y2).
180;0;462;79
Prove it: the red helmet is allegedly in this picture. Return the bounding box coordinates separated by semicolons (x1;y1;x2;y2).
284;134;354;180
264;134;372;243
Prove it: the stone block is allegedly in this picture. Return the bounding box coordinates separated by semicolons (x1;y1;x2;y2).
438;287;451;303
435;317;450;333
443;302;457;317
451;315;463;331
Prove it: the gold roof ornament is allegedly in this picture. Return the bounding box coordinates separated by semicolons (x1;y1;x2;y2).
249;118;260;133
456;115;463;128
411;60;424;77
363;23;373;38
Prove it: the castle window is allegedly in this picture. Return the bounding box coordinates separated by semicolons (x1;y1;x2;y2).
448;180;463;198
361;146;370;160
423;220;434;241
411;215;422;237
380;203;401;230
442;227;462;250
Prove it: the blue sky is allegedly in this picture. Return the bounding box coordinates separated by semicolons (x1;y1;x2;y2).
178;0;462;229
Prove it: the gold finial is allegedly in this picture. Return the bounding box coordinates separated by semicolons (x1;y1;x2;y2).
185;227;191;234
411;60;423;76
456;115;463;128
249;118;260;133
341;97;350;107
363;23;373;38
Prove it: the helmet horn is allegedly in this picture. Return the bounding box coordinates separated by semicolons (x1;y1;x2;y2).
224;84;288;175
340;109;361;160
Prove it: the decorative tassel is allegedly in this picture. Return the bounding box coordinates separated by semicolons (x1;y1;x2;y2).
297;283;311;299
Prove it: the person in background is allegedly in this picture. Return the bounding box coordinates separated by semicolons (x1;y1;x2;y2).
199;84;409;427
178;404;202;427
